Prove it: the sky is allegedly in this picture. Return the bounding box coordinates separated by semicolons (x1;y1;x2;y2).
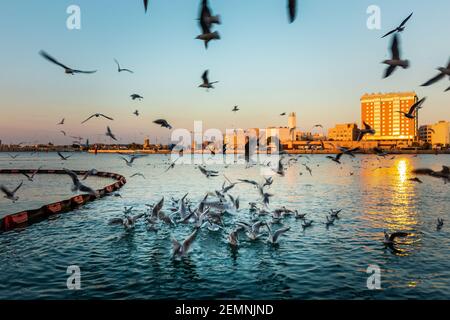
0;0;449;145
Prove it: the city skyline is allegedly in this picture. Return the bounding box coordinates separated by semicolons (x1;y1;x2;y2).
1;0;450;144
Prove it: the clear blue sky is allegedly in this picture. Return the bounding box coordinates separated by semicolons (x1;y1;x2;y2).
0;0;449;144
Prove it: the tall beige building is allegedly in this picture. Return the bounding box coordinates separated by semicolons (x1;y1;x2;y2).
361;92;418;142
431;121;450;146
288;112;297;130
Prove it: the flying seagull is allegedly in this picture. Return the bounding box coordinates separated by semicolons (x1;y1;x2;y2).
421;58;450;89
280;112;287;116
63;169;97;196
398;97;426;119
288;0;297;23
383;231;408;245
57;118;65;125
1;181;23;202
381;12;413;38
114;59;133;73
153;119;173;129
232;106;239;112
133;110;140;117
57;152;71;161
199;70;218;90
382;34;409;78
326;153;343;164
22;167;42;182
81;113;114;124
120;154;146;167
196;0;221;49
39;50;97;75
106;126;118;141
131;94;143;100
357;122;376;141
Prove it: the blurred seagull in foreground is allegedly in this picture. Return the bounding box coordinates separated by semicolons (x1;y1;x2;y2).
1;181;23;202
421;58;450;90
382;34;409;79
287;0;297;23
143;0;149;13
63;169;96;196
358;122;376;141
381;12;413;38
39;50;97;75
196;0;221;49
199;70;218;90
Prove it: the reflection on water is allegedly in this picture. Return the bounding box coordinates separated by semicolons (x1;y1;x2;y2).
0;152;450;299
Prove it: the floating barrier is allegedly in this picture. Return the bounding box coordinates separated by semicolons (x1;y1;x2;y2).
0;169;127;232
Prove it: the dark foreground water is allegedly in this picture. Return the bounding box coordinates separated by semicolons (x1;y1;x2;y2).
0;152;449;299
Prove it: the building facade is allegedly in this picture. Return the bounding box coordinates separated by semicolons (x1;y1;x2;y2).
418;125;433;144
431;121;450;147
328;123;360;141
361;92;418;143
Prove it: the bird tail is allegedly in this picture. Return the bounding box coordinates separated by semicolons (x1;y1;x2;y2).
401;60;410;69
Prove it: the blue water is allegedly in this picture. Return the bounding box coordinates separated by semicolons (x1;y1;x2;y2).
0;152;449;299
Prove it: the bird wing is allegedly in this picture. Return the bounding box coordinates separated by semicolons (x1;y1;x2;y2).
399;12;413;28
409;97;426;114
143;0;149;13
202;70;209;83
381;28;397;39
153;197;164;216
39;50;70;70
99;114;114;121
391;34;400;60
81;115;95;124
272;227;290;243
182;228;199;253
389;232;408;241
335;153;343;161
199;0;212;34
288;0;297;23
0;185;13;197
421;73;445;86
114;59;120;71
72;69;97;74
64;169;80;186
57;152;66;159
12;181;23;194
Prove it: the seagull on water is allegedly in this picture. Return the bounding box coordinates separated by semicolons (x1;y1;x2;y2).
39;50;97;75
172;227;199;258
383;231;408;245
382;34;409;79
1;181;23;202
437;218;444;230
267;225;290;244
199;70;218;90
381;12;413;38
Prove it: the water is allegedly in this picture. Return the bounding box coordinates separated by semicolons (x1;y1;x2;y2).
0;152;449;299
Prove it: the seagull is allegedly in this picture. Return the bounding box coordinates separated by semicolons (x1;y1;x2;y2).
437;218;444;230
199;70;218;90
81;113;114;124
165;158;180;172
106;126;118;141
398;97;426;119
412;166;450;183
338;147;359;157
274;158;285;176
330;209;342;219
267;225;290;244
21;168;41;182
143;0;149;13
114;59;133;73
232;106;239;112
381;12;413;38
373;147;389;157
326;153;343;164
8;154;19;159
383;231;408;245
120;154;145;167
196;0;221;49
295;211;307;220
236;221;267;241
57;118;65;125
63;169;96;196
57;152;71;161
280;112;286;116
302;220;313;229
228;228;240;247
130;173;146;179
130;94;143;101
408;177;423;184
382;34;409;79
153;119;173;129
199;166;219;178
358;122;376;141
421;58;450;89
325;215;336;227
39;50;97;75
60;131;67;136
172;227;199;258
287;0;297;23
133;110;140;117
1;181;23;202
302;164;312;176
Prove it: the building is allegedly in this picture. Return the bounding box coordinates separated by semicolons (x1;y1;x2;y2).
288;112;297;130
419;125;433;144
328;123;360;141
265;127;291;144
431;121;450;147
143;138;151;149
361;92;418;144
